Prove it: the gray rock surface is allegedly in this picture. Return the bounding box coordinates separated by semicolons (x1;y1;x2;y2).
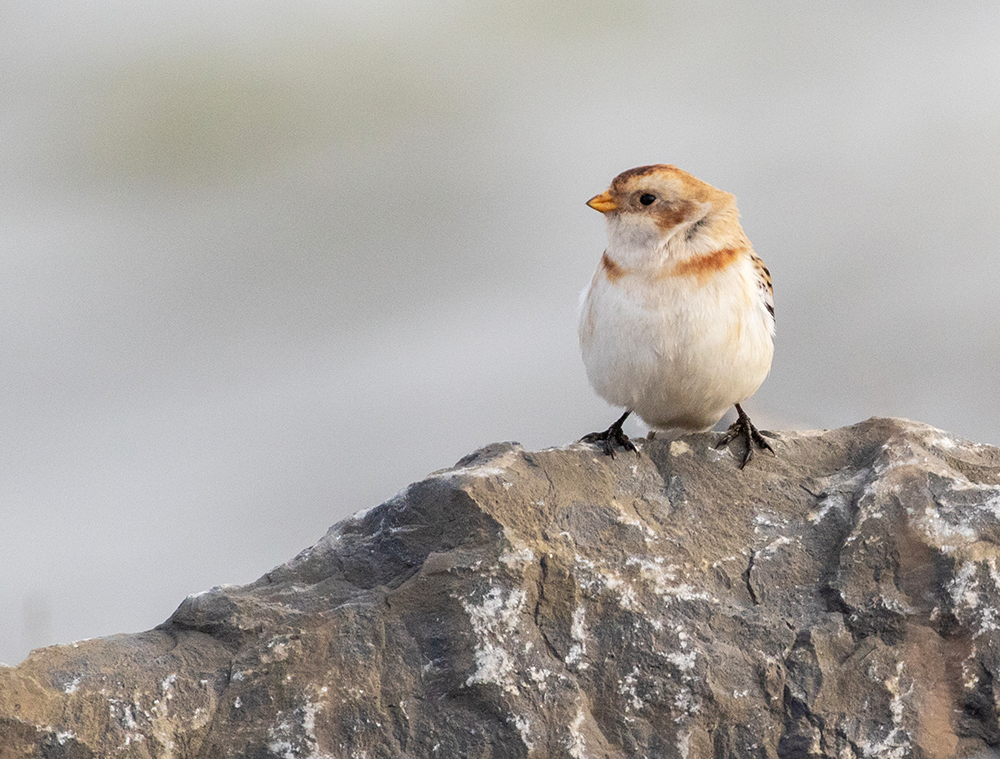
3;418;1000;758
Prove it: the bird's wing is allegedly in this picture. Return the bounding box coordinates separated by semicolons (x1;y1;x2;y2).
751;252;774;322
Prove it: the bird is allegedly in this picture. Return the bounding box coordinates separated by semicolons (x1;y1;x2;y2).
578;164;775;468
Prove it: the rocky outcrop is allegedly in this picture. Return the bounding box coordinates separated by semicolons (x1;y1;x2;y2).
3;418;1000;758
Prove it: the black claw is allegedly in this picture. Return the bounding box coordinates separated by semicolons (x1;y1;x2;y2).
715;403;775;469
581;410;638;459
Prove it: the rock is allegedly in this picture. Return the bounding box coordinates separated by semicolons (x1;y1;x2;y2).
3;418;1000;758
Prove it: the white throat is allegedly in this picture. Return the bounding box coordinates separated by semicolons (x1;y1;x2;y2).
604;209;709;269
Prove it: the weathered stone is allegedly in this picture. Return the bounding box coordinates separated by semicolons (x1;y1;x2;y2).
3;418;1000;758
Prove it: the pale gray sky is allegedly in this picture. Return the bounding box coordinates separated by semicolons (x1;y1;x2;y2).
2;1;999;664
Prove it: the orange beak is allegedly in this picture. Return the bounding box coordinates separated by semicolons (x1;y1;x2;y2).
586;191;618;214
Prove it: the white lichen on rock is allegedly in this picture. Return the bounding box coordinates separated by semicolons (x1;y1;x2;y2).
462;586;528;694
565;705;588;759
565;605;588;670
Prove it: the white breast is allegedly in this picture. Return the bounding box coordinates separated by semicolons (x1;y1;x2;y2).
579;255;774;431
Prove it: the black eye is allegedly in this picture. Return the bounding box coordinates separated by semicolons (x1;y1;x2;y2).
639;193;656;206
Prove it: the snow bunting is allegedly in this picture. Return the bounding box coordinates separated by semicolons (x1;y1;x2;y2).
578;164;775;467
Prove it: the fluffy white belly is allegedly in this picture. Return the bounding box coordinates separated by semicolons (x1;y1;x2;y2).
579;266;774;431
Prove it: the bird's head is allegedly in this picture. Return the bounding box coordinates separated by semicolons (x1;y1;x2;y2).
587;164;739;257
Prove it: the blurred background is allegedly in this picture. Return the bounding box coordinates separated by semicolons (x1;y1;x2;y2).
1;0;998;665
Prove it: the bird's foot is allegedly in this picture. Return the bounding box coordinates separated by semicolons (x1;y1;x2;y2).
715;404;774;469
581;410;637;459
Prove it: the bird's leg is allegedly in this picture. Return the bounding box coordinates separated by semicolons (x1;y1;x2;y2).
581;410;637;458
715;403;774;469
